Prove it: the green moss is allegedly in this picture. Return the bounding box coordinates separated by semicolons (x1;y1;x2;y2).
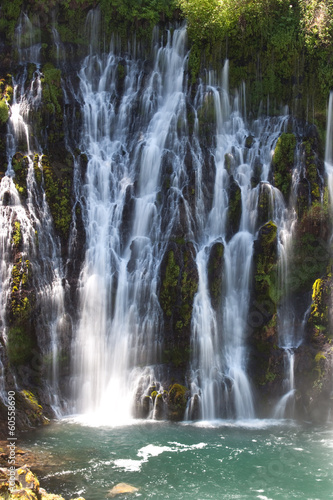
272;133;296;198
257;183;273;226
41;154;72;238
162;345;191;368
151;391;158;400
0;99;9;124
309;277;332;339
33;154;42;185
197;93;216;144
177;255;198;330
12;153;29;197
7;326;33;365
12;221;21;248
160;250;180;317
290;203;331;294
254;221;279;312
41;64;62;116
302;138;321;204
0;0;23;41
167;383;188;420
17;390;47;425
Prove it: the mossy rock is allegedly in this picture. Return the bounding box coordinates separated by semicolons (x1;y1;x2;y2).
16;391;49;427
272;133;296;199
7;326;34;366
207;241;224;309
308;277;332;340
12;220;22;249
290;202;331;295
253;221;278;315
159;250;180;318
12;153;29;198
257;182;274;227
197;93;217;146
167;383;188;420
302;138;322;205
226;177;241;240
41;154;72;239
41;63;62;116
10;258;34;323
0;98;9;124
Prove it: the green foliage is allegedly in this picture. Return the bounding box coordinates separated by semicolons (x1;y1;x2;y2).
0;0;23;41
300;0;333;52
97;0;178;40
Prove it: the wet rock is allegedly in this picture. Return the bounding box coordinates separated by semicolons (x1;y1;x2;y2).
226;176;241;240
159;241;198;380
166;383;188;421
245;134;254;148
272;132;296;199
257;182;274;227
108;483;139;497
207;241;224;310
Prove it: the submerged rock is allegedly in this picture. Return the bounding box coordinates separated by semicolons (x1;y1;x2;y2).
108;483;139;497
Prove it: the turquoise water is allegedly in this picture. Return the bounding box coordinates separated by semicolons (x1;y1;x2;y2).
21;419;333;500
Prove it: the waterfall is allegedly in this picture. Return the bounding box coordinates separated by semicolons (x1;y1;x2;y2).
2;9;332;425
71;20;189;422
0;13;68;412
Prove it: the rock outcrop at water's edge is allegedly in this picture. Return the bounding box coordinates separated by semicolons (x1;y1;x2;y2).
0;466;85;500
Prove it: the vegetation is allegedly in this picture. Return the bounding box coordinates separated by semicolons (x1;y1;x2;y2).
41;154;72;238
253;221;279;313
272;133;296;198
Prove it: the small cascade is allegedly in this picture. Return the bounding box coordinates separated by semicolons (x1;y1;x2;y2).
273;348;295;419
15;12;42;66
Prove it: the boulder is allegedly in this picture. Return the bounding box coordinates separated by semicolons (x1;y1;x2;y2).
108;483;139;497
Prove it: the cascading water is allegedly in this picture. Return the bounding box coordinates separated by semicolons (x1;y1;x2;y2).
2;8;331;427
71;18;190;422
0;13;68;413
187;65;293;420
